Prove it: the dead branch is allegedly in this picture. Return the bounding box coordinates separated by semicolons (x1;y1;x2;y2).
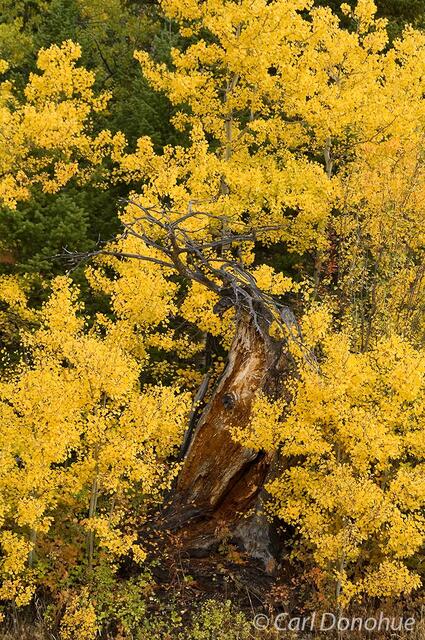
61;199;318;368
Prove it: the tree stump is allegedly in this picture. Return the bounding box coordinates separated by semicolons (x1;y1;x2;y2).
165;311;291;567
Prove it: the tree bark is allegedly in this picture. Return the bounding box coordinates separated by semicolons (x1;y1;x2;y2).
165;311;292;567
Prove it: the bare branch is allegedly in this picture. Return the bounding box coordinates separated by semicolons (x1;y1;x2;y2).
61;198;319;370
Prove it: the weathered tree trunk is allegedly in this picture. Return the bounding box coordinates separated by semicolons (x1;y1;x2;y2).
78;199;298;566
165;311;292;567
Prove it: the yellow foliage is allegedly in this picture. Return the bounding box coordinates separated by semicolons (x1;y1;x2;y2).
262;321;425;604
1;0;425;617
0;277;190;604
0;41;120;208
60;588;98;640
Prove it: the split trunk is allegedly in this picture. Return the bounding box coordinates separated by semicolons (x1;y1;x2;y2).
165;311;292;568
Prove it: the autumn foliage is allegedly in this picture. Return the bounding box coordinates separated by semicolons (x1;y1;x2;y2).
0;0;425;636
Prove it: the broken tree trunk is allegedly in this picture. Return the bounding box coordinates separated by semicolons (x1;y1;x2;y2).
72;201;302;567
165;309;292;566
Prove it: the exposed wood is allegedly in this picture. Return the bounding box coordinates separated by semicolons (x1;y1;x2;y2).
66;204;297;567
165;310;292;567
0;250;16;265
